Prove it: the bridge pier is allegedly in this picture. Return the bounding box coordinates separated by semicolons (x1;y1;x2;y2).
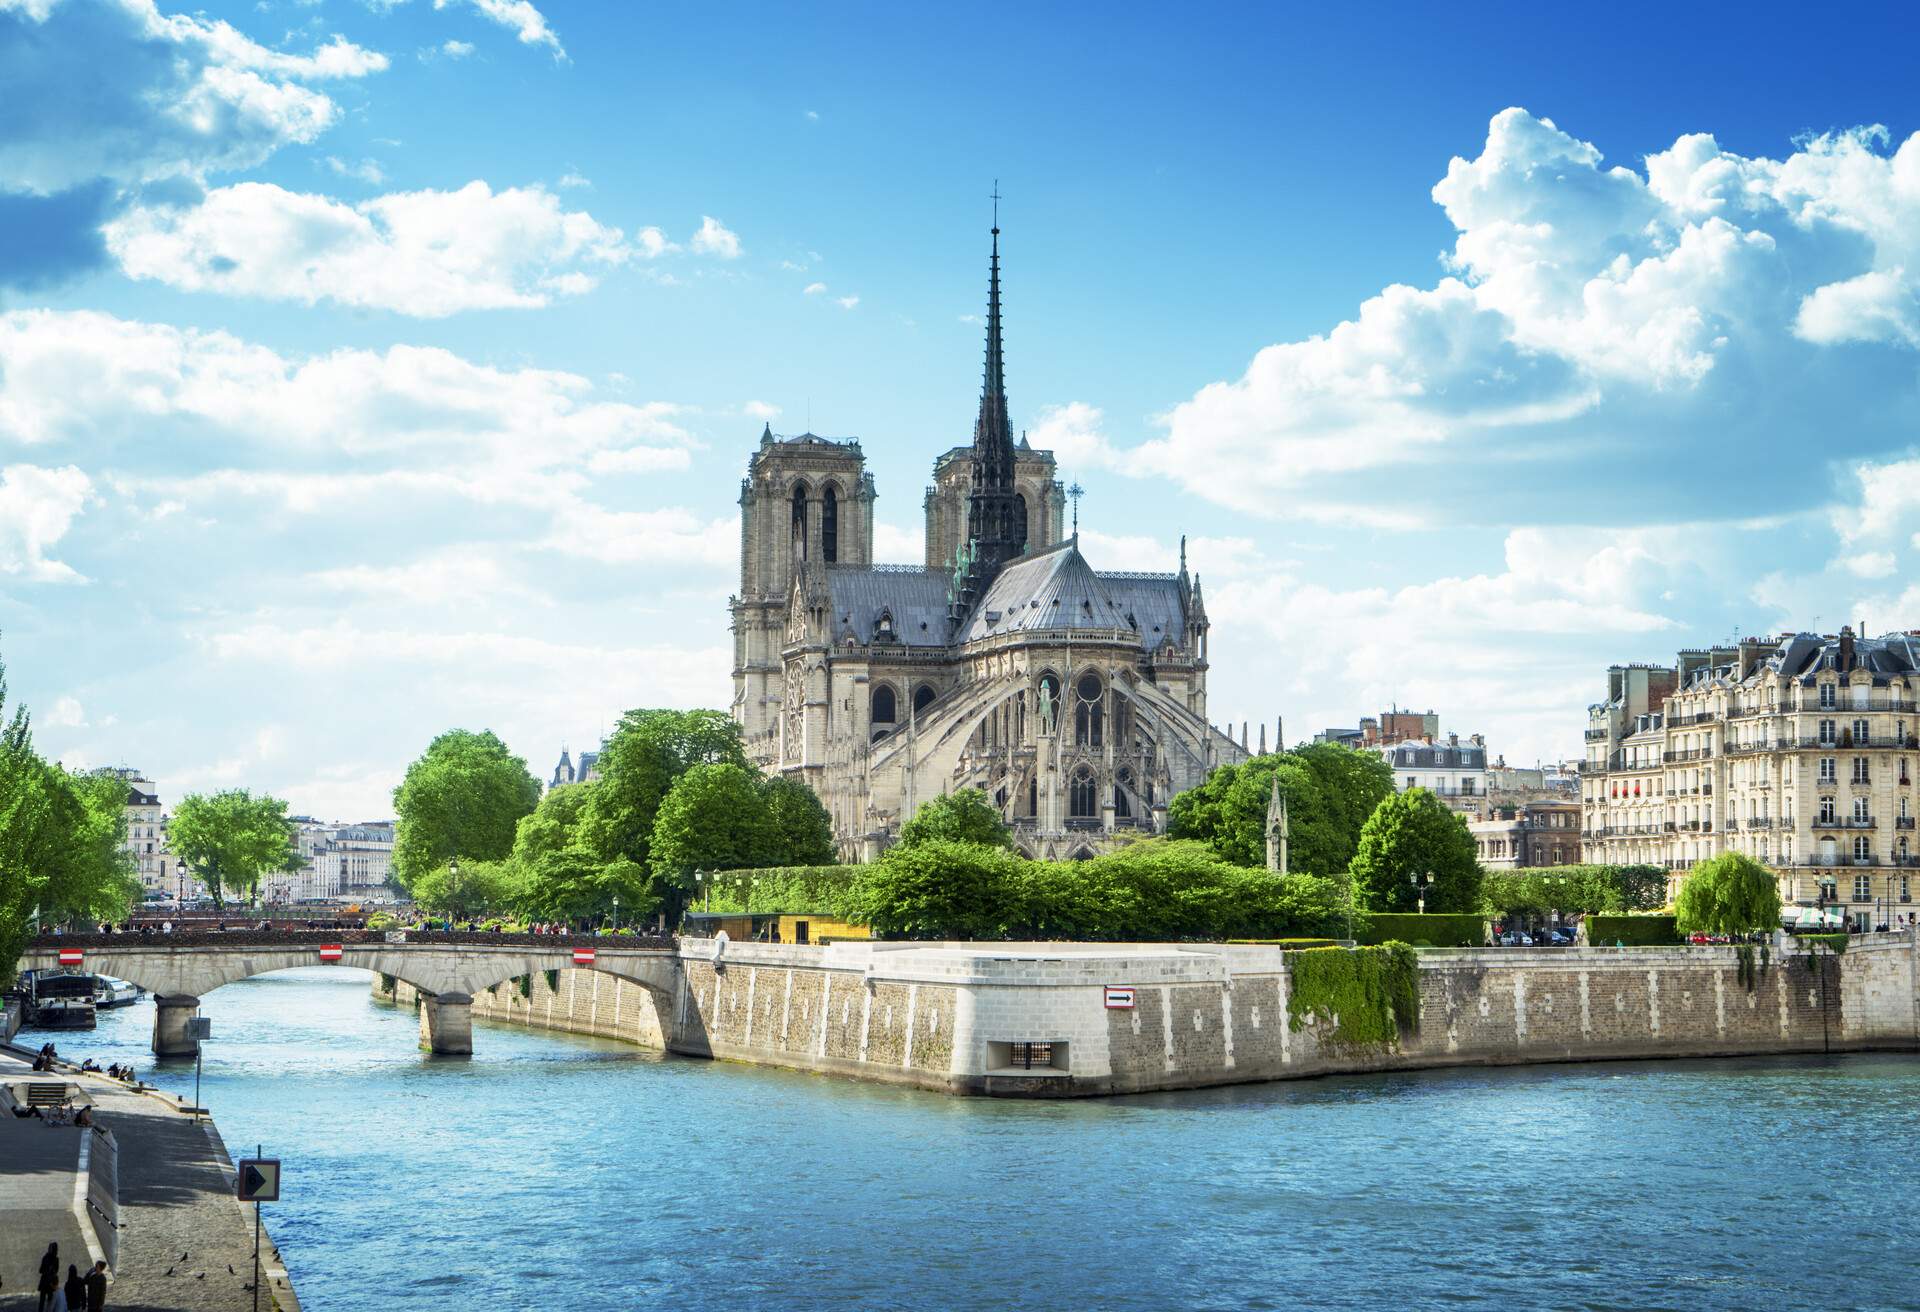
152;994;201;1058
418;992;473;1056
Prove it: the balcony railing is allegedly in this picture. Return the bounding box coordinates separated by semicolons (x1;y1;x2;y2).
1584;728;1611;741
1812;817;1876;830
1664;748;1714;762
1898;817;1916;830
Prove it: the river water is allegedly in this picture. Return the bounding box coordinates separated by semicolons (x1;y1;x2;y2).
52;968;1920;1310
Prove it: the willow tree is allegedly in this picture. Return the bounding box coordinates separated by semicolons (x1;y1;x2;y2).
1675;852;1782;936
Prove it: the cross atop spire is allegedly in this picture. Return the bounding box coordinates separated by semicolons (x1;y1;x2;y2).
1068;481;1084;537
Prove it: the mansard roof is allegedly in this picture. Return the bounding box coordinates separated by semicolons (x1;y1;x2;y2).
826;565;952;647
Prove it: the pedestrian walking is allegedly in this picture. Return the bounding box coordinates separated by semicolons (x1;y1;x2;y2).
84;1260;108;1312
36;1243;58;1312
63;1264;85;1312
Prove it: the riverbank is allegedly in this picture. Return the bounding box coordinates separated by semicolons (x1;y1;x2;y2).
0;1045;301;1312
377;932;1920;1096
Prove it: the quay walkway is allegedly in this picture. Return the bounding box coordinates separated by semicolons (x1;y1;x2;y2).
0;1046;300;1312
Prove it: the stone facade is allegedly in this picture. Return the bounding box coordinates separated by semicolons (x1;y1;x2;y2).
727;228;1243;860
1584;628;1920;923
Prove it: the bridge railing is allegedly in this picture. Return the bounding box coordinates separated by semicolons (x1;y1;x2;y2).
26;929;679;952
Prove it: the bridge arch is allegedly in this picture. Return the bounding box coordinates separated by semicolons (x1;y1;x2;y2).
17;939;685;1058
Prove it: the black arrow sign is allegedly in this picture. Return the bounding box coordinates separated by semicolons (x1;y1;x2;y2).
236;1158;279;1202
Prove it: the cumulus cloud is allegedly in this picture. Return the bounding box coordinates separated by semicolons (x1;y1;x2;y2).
105;180;632;315
742;400;780;420
0;0;383;197
0;463;94;582
689;215;741;258
1027;402;1119;471
0;309;692;500
803;282;827;295
1137;109;1920;524
835;295;860;310
42;695;87;728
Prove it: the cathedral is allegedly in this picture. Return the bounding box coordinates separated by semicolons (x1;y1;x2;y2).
729;222;1245;860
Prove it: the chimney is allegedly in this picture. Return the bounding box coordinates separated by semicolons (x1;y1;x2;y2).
1840;625;1855;672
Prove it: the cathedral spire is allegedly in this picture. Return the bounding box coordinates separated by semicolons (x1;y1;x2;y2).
954;191;1028;625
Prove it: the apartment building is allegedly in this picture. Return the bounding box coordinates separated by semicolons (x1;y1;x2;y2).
1381;733;1492;815
1583;627;1920;928
107;768;205;901
1470;799;1583;869
260;819;397;904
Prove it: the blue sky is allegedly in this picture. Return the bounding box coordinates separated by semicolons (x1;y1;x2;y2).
5;0;1920;818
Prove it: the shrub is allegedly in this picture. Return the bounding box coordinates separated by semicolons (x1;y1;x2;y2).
366;911;397;931
1287;943;1420;1049
1584;914;1681;946
1675;853;1783;936
704;865;864;917
1359;913;1485;947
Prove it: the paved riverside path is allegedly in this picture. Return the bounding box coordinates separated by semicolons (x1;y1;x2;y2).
0;1051;301;1312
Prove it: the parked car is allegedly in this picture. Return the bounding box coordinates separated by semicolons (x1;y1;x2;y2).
1550;929;1576;946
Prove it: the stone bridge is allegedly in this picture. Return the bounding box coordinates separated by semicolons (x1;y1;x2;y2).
18;931;683;1056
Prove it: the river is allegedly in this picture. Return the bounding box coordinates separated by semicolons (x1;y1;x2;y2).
52;967;1920;1310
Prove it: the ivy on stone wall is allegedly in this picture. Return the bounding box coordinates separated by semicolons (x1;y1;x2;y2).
545;968;559;994
380;973;396;994
1286;943;1419;1050
516;973;531;999
1735;943;1771;993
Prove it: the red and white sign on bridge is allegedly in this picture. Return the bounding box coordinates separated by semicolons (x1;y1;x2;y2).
317;944;343;963
571;948;596;965
57;948;84;966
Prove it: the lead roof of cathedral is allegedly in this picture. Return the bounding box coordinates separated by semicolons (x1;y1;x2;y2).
823;539;1189;654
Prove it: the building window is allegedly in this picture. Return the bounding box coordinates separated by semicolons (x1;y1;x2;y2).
1855;836;1872;862
870;685;896;738
1069;770;1097;818
821;484;839;563
1853;718;1870;747
1820;682;1836;710
1854;869;1871;897
1855;796;1871;823
1902;875;1912;902
1853;758;1871;785
914;684;937;715
790;481;809;559
1074;673;1104;747
1820;757;1837;784
1820;797;1836;825
1819;719;1837;746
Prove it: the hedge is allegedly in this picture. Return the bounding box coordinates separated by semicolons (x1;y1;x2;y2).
1584;913;1680;946
1227;938;1344;950
1358;913;1486;947
702;865;864;918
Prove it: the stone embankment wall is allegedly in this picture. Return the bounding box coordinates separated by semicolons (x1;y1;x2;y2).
373;935;1920;1098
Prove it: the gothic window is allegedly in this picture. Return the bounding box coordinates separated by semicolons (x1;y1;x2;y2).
870;685;896;741
914;684;937;715
1015;492;1029;551
790;482;809;560
822;484;839;563
1027;777;1038;817
1075;673;1104;747
1037;672;1061;735
1114;783;1132;819
1069;770;1097;818
873;609;895;643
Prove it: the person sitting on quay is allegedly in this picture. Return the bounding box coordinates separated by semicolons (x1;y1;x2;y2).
80;1058;99;1072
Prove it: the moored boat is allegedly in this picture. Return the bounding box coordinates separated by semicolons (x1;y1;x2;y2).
23;969;98;1030
92;975;143;1008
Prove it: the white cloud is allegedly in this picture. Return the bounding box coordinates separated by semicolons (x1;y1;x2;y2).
105;180;631;315
0;310;693;519
805;110;819;122
1845;551;1898;579
440;38;474;58
1137;109;1920;522
689;215;742;259
742;401;780;420
803;282;827;295
871;521;921;563
1027;402;1118;471
322;155;386;185
44;695;87;728
0;0;386;196
556;170;589;188
836;295;860;310
431;0;563;57
307;548;538;605
0;463;94;582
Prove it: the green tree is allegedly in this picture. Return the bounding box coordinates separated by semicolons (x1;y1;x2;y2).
409;857;527;921
1168;745;1392;875
391;729;540;890
581;709;746;868
897;788;1013;851
1674;852;1783;936
853;839;1025;939
44;769;142;924
1349;787;1483;914
512;782;594;866
761;775;836;865
168;789;297;907
649;763;777;887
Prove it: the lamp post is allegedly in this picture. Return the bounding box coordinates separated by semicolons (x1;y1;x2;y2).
448;856;460;928
699;870;711;913
611;895;620;932
176;859;188;906
1410;870;1434;917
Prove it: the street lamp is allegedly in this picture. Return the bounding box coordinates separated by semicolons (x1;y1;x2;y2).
612;894;620;932
448;856;460;928
698;869;711;913
1410;870;1434;917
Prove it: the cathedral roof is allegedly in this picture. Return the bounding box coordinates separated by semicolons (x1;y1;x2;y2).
958;538;1185;646
826;566;952;647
